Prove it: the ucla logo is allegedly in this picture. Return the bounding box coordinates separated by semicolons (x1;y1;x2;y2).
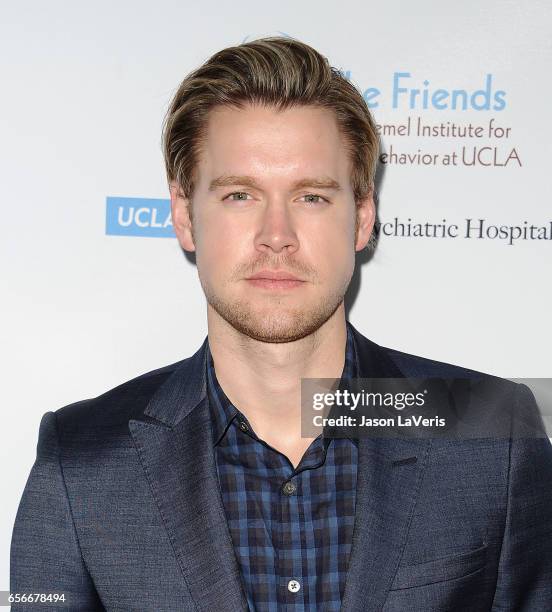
105;197;175;238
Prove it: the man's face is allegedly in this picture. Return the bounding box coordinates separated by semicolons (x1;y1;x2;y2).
171;103;374;343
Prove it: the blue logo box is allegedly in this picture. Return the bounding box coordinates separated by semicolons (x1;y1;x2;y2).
106;197;175;238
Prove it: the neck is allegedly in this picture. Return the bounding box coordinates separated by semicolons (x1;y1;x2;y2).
207;303;348;467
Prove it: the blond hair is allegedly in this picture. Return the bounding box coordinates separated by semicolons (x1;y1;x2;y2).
162;36;379;244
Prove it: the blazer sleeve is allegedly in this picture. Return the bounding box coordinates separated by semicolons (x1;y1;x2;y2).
491;383;552;610
10;411;105;611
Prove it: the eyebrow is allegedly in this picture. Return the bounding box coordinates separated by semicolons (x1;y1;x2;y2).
208;175;342;192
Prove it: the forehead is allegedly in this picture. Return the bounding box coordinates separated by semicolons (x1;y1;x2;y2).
196;103;352;187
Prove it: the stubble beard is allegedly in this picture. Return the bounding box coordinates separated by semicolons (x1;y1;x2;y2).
202;276;351;344
195;211;359;343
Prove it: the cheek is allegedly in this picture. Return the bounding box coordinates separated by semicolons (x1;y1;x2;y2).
194;212;251;279
303;211;356;277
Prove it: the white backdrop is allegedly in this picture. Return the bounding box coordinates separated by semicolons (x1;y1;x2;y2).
2;0;551;591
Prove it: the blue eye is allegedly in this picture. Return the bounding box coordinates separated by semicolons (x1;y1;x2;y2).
301;194;327;204
224;192;251;201
222;192;328;204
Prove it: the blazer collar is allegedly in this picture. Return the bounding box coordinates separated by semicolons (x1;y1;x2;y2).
130;322;430;611
142;320;403;428
141;336;209;427
206;320;362;448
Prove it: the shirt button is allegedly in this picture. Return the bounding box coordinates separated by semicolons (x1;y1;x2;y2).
281;481;297;496
287;579;301;593
238;420;249;432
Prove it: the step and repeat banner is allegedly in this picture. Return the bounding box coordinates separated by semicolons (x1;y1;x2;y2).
2;0;551;589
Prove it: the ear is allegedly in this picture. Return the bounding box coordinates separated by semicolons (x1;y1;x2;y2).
354;190;376;251
169;181;196;252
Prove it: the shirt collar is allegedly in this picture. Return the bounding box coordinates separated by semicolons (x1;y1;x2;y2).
206;320;360;448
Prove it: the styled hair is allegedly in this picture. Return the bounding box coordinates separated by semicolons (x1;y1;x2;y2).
162;36;379;244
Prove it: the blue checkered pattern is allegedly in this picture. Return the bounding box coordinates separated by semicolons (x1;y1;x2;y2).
206;322;359;612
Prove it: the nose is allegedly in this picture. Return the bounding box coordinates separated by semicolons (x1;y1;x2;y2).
254;199;299;256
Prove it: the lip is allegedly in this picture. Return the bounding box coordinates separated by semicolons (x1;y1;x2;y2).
246;270;303;281
245;270;306;290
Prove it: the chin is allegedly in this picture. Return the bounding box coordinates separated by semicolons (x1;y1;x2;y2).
232;319;319;343
209;295;344;344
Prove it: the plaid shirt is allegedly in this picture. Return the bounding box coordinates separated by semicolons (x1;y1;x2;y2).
206;322;359;611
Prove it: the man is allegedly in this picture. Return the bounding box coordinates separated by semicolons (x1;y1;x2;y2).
10;37;552;611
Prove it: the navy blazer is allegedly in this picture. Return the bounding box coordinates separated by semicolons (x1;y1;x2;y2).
10;323;552;611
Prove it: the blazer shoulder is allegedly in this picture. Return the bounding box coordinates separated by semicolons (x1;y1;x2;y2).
382;344;494;380
379;345;546;441
53;357;191;434
350;322;498;382
383;344;526;397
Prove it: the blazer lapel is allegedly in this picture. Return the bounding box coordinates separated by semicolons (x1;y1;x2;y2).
128;339;248;611
340;324;432;611
128;323;431;612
